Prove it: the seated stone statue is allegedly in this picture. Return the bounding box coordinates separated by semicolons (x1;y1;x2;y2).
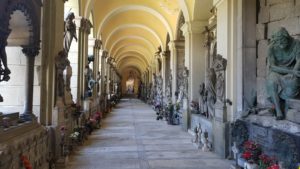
267;27;300;120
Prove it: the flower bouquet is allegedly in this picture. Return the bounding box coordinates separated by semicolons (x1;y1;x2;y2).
258;154;277;169
242;140;262;163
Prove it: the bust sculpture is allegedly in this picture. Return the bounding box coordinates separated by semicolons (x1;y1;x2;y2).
267;27;300;120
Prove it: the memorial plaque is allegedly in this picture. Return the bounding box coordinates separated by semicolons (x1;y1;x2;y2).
249;124;270;148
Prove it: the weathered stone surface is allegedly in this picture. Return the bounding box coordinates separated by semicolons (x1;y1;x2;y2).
257;77;271;107
257;40;268;60
268;18;300;38
256;24;267;40
286;99;300;124
269;2;294;21
286;109;300;124
267;0;294;6
0;123;48;169
257;57;267;77
260;0;266;7
295;4;300;17
258;6;270;23
297;0;300;5
241;118;300;168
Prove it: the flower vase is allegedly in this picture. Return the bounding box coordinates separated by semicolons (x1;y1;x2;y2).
244;162;258;169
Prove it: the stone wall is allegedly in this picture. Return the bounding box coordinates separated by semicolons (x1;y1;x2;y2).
0;122;48;169
257;0;300;106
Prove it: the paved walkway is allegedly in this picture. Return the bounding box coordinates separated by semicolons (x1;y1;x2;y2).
66;99;232;169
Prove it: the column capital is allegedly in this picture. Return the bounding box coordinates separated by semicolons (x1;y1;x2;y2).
80;18;93;34
162;50;170;58
102;50;108;58
180;21;208;36
95;39;102;49
22;46;40;57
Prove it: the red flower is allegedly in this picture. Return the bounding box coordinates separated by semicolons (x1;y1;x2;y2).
267;164;279;169
20;155;32;169
242;151;252;160
259;154;271;164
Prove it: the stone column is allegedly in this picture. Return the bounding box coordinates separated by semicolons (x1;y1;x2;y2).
93;39;101;99
161;53;166;97
169;40;185;102
179;21;206;131
21;47;40;121
181;21;207;101
77;18;92;103
100;50;107;112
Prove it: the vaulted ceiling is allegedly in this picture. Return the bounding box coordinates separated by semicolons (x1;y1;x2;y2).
67;0;213;76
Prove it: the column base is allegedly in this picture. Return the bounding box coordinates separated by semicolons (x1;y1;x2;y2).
20;113;36;121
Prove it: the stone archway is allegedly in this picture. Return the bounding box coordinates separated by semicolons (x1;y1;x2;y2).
0;0;42;120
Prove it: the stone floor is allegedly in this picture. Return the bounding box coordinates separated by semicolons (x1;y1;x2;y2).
65;99;232;169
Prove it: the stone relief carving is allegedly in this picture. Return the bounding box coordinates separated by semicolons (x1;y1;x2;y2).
213;54;227;104
64;12;77;53
196;54;228;120
267;27;300;120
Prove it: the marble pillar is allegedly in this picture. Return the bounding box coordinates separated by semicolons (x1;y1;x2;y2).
21;47;40;121
181;21;207;102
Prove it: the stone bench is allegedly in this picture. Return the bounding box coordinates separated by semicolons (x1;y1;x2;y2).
286;99;300;124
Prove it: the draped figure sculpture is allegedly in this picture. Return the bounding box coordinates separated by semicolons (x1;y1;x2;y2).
267;27;300;120
64;12;77;53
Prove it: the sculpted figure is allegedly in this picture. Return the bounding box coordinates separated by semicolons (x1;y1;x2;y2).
267;27;300;120
165;75;172;104
64;12;77;53
177;85;184;105
199;83;208;117
213;54;227;102
182;67;189;97
55;50;69;97
0;30;11;82
206;68;216;119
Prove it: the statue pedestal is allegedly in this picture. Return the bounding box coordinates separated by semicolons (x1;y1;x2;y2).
182;98;189;131
64;91;73;106
213;102;230;158
286;99;300;124
235;117;300;168
52;97;65;126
